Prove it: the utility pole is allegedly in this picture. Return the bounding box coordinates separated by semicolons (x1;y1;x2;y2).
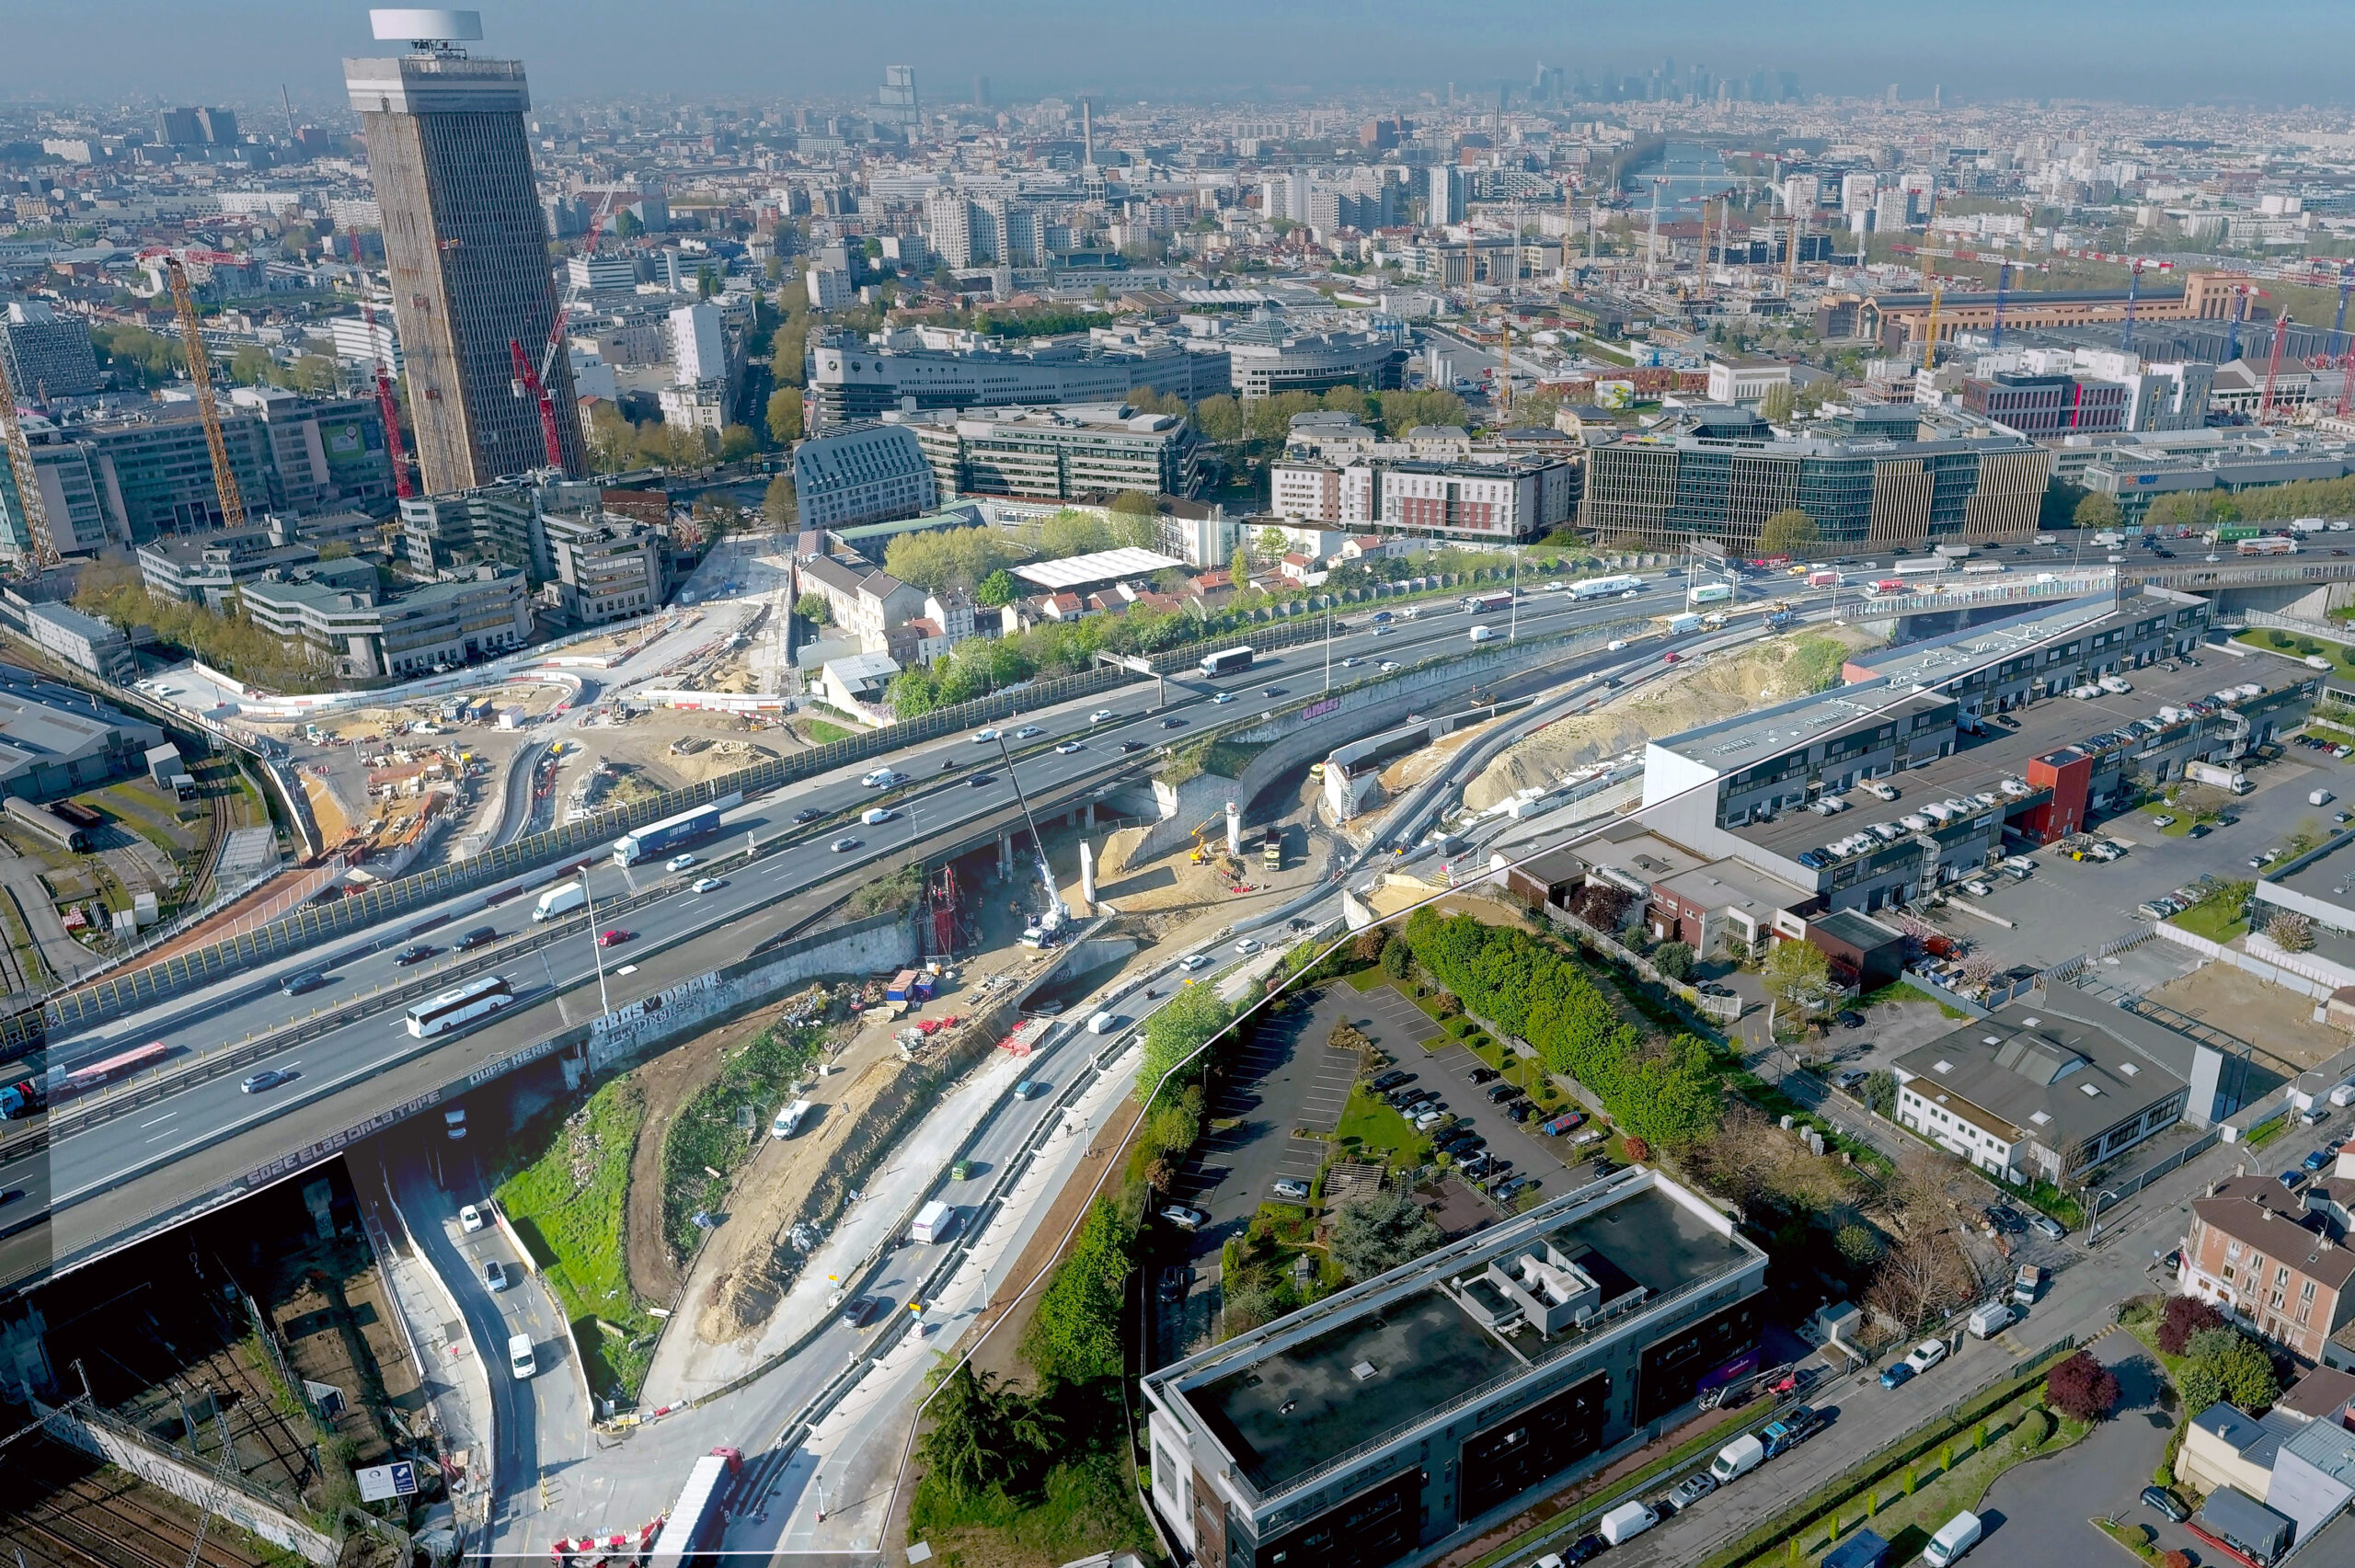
581;870;613;1020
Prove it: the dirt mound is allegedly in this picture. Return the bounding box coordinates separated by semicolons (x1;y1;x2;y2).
1462;628;1877;812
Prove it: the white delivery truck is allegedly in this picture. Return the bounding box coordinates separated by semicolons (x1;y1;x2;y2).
1598;1500;1660;1546
1709;1433;1766;1483
912;1199;958;1245
2186;760;2252;795
1468;624;1498;643
534;881;588;921
508;1333;536;1380
2313;788;2336;807
1088;1011;1119;1035
1968;1301;2016;1338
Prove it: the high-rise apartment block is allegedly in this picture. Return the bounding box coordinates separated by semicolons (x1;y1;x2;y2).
155;107;238;146
878;65;920;132
344;9;584;493
1427;165;1467;225
0;302;103;400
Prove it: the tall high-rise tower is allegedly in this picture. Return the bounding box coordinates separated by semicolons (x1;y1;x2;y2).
344;9;583;492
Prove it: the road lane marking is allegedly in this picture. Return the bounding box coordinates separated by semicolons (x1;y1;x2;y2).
139;1110;178;1127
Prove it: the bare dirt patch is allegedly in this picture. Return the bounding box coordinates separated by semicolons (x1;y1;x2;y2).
623;1012;755;1306
2150;959;2349;1070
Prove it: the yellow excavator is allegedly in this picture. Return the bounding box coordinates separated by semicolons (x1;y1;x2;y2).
1187;818;1243;882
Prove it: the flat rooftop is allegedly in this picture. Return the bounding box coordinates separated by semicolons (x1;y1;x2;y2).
2266;830;2355;909
1653;681;1949;773
1846;592;2126;691
1180;1180;1754;1494
1012;546;1185;590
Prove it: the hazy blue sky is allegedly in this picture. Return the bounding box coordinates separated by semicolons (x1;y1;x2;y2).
7;1;2355;111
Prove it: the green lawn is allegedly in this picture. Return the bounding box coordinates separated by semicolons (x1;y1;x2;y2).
495;1076;661;1402
2234;627;2355;670
1796;1393;2089;1567
2139;802;2197;838
2170;896;2248;944
1334;1083;1433;1170
2245;1114;2292;1151
1856;979;1969;1020
1343;967;1394;992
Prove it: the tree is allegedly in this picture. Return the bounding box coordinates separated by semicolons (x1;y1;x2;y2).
614;209;643;240
227;344;276;385
763;474;798;528
914;1362;1056;1500
1862;1069;1898;1118
1350;927;1389;965
2159;1294;2227;1356
1758;383;1797;424
887;526;1021;596
1865;1224;1978;1331
1039;510;1113;559
1194;394;1245;444
1757;509;1819;557
718;423;758;463
1328;1187;1443;1283
2265;912;2315;952
1108;490;1162;551
290;354;342;395
1139;985;1234;1096
977;568;1019;608
1763;937;1833;1013
2074;491;2122;532
1652;941;1694;980
795;593;831;625
1380;933;1411;979
1023;1197;1134;1385
2046;1349;2120;1423
2178;1327;2280;1415
765;385;805;445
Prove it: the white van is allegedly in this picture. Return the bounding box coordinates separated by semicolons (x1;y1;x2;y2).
1709;1433;1765;1483
2331;1081;2355;1108
1923;1510;1982;1566
1598;1500;1659;1546
861;807;895;825
508;1333;536;1380
1088;1011;1119;1035
771;1099;813;1139
1968;1301;2016;1339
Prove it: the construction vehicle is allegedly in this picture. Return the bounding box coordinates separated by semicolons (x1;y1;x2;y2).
1262;825;1282;873
163;255;246;532
988;735;1067;949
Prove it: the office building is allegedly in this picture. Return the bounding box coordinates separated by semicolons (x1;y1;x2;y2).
806;328;1229;429
0;303;102;400
2081;443;2351;524
669;303;726;386
901;404;1201;503
1578;407;2050;553
344;11;585;491
1269;451;1578;542
398;479;540;577
1144;1173;1766;1568
1959;372;2130;437
539;512;664;627
136;522;339;613
1220;312;1407;402
155;106;238;147
1427;164;1467;224
1704;359;1792;407
805;266;856;311
241;563;534;681
0;595;137;685
878;65;919;132
566;254;638;294
326;313;403;374
792;422;939;532
0;426;110;559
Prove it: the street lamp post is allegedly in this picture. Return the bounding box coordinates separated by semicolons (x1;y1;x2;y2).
580;868;613;1020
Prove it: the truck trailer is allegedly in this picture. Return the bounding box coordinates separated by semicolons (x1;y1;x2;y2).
645;1449;742;1568
613;803;726;866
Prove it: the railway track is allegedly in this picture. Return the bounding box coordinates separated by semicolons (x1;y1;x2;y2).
2;1436;269;1568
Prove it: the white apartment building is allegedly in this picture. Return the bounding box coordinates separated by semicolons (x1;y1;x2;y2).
791;422;939;531
1268;452;1577;543
805;266;856;310
1706;359;1792;406
670;303;726;385
566;254;638;293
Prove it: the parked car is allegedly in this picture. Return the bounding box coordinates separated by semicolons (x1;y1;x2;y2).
2029;1213;2067;1240
1160;1204;1210;1231
2141;1486;2189;1522
2304;1148;2334;1173
1667;1472;1717;1511
1271;1177;1311;1201
1470;1066;1499;1084
1878;1360;1918;1391
1370;1070;1412;1092
1903;1338;1950;1376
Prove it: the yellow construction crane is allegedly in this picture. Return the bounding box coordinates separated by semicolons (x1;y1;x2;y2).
1917;189;1945;372
163;255;246;532
0;351;60;571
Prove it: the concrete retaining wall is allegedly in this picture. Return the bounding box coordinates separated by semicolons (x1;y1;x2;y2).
586;910;921;1072
36;1399;341;1565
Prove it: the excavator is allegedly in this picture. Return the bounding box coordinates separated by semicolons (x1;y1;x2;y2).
1186;818;1245;887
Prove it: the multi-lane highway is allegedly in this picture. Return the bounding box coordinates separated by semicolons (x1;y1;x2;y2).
8;577;1707;1280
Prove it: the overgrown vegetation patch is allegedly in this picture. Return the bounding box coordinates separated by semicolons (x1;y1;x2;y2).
661;1022;822;1258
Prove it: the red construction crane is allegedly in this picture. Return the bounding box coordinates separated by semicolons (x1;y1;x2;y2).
350;229;412;499
509;338;565;471
2260;307;2293;423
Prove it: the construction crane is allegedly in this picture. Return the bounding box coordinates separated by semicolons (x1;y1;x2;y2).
1784;213;1799;293
2260;309;2293;422
163;255;245;532
993;735;1068;947
2224;283;2257;363
510;190;620;473
1916;189;1944;372
348;229;411;500
2332;265;2354;364
0;350;60;571
1990;261;2013;349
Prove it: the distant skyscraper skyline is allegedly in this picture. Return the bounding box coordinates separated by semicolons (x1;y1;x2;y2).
343;9;583;493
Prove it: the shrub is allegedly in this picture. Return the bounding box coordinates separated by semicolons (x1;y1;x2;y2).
1351;928;1389;964
1653;941;1695;980
2046;1349;2120;1422
1379;937;1411;979
2158;1294;2226;1356
1622;1135;1652;1162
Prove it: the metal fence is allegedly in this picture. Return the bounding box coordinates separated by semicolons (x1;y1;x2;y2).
46;611;1371;1031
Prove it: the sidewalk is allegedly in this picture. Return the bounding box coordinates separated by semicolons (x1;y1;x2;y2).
357;1163;497;1549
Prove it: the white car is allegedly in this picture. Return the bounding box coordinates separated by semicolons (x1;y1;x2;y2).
1378;659;1400;672
459;1204;485;1233
1622;588;1641;599
1373;624;1394;635
1904;1338;1949;1376
1545;580;1567;591
972;727;1002;743
1235;937;1262;955
666;853;696;872
1089;709;1116;724
1160;1204;1210;1231
1607;639;1627;652
1014;725;1042;738
1055;739;1085;754
1212;692;1235;704
1341;656;1361;667
1961;878;1993;898
1180;953;1212;971
691;876;721;893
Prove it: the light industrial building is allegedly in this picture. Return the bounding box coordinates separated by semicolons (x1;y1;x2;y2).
0;669;166;800
1143;1173;1766;1568
805;326;1230;429
1578;406;2051;554
343;11;585;489
901;405;1201;503
791;422;939;532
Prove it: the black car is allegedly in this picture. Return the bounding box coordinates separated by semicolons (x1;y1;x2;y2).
794;807;824;823
456;926;498;951
1370;1070;1412;1092
1561;1535;1607;1566
1120;740;1146;752
1485;1082;1522;1104
394;944;434;966
1469;1066;1499;1084
1161;716;1186;728
281;970;329;996
970;773;994;787
1836;1009;1867;1029
1506;1102;1535;1122
1444;1135;1488;1158
1261;686;1285;697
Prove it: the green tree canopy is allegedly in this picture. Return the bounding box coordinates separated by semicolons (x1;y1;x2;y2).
718;423;758;463
1758;383;1797;423
795;593;831;625
1039;509;1114;559
1139;985;1234;1096
1763;936;1833;1013
1021;1197;1134;1385
763;474;798;527
1328;1187;1444;1283
885;525;1022;596
2074;491;2122;531
914;1363;1056;1500
1757;509;1819;557
1194;395;1245;443
976;567;1019;607
765;385;805;445
2177;1327;2280;1415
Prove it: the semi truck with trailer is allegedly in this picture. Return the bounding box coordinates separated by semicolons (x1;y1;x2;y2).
645;1448;743;1568
1200;647;1256;678
613;803;726;866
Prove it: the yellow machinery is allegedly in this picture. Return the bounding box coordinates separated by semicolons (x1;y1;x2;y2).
164;255;246;531
0;351;59;569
